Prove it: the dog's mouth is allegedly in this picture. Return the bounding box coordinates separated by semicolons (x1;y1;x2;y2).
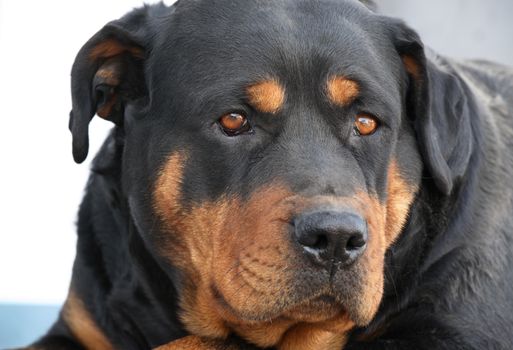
212;283;347;324
282;294;346;322
205;282;356;348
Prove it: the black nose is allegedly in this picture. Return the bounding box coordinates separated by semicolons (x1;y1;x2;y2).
294;211;368;267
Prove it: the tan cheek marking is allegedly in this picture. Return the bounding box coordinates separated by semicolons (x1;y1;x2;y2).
213;186;295;315
153;152;231;339
401;55;421;79
327;76;359;106
63;290;114;350
349;193;387;325
154;176;301;345
384;159;418;246
246;80;285;114
153;152;186;228
89;39;144;61
177;185;297;342
349;161;418;325
153;152;197;277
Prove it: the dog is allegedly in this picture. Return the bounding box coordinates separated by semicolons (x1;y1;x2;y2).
26;0;513;349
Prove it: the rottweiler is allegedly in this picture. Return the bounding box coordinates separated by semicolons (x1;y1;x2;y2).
26;0;513;349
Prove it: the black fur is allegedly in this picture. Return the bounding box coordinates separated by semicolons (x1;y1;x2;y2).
29;0;513;349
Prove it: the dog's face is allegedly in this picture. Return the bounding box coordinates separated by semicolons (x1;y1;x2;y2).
69;0;454;347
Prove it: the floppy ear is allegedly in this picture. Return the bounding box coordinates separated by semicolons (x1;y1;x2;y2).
389;20;474;195
69;13;148;163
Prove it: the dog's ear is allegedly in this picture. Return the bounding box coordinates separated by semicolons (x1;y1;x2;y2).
69;11;150;163
388;19;474;195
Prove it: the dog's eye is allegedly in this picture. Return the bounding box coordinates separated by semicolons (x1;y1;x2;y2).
354;113;379;136
218;113;252;136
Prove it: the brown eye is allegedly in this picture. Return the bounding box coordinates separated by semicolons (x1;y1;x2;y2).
219;113;251;135
354;113;379;136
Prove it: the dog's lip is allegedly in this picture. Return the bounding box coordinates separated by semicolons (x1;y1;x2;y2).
282;294;346;321
211;284;346;323
311;294;337;304
295;294;338;307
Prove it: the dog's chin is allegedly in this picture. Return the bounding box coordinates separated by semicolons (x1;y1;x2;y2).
282;295;346;322
214;284;373;327
281;292;378;327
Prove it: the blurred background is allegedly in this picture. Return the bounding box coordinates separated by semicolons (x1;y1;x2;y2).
0;0;512;348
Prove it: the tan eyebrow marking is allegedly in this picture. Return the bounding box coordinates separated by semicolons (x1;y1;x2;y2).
327;76;360;106
246;80;285;114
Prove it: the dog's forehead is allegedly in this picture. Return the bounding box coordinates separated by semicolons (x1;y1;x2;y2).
145;0;403;121
172;0;370;24
155;0;390;78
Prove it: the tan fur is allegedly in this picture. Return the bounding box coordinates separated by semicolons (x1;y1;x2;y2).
327;76;360;106
346;160;418;325
153;152;417;349
95;59;122;86
93;58;123;119
278;325;348;350
401;55;421;79
97;91;118;119
384;160;417;245
62;290;114;350
246;80;285;114
89;39;144;61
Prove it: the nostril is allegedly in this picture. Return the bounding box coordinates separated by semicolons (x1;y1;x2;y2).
309;231;329;251
296;226;329;251
346;233;366;251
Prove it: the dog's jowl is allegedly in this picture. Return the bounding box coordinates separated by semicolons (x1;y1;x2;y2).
27;1;513;349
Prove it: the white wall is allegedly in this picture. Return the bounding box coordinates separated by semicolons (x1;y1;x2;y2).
380;0;513;66
0;0;175;305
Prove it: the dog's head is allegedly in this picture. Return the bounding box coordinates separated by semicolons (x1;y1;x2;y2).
69;0;472;348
